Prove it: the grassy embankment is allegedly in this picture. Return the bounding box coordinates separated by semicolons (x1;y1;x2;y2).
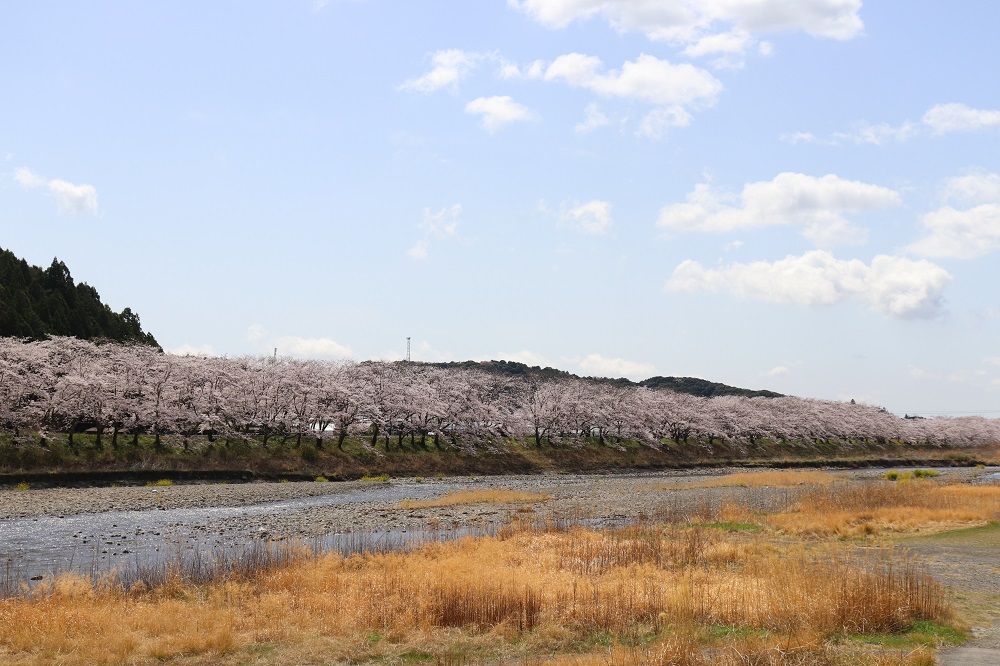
1;431;996;486
4;470;1000;665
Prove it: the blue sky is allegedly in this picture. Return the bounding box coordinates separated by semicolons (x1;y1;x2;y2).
3;1;1000;417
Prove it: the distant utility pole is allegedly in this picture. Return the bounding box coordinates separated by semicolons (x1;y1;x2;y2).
273;347;277;360
406;337;411;362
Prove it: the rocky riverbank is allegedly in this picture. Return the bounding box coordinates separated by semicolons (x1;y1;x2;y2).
2;466;960;537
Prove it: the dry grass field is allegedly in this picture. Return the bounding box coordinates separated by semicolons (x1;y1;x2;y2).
2;472;998;665
654;469;843;490
397;489;551;509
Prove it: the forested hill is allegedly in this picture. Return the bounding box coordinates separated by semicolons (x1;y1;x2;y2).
427;360;783;398
638;376;782;399
0;247;158;346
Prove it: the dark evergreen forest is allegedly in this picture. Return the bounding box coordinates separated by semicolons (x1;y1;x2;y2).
0;246;158;346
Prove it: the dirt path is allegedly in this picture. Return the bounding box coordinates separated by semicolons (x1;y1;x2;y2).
901;524;1000;665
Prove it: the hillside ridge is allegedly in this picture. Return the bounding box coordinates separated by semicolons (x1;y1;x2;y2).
0;246;158;346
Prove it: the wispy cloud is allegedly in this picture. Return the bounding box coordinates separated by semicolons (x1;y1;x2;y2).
15;167;99;215
408;204;462;260
785;102;1000;146
558;199;614;235
465;96;536;132
509;0;863;60
545;53;720;138
399;49;483;93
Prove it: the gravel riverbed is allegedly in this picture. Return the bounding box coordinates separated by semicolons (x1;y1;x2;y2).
0;466;985;585
0;468;798;536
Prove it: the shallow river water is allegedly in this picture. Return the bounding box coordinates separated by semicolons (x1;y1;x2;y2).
0;480;464;591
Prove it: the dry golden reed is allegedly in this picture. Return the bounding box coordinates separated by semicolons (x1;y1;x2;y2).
0;521;950;665
655;469;840;491
398;489;551;509
769;480;1000;536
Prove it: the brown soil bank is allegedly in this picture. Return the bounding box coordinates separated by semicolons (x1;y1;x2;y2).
1;435;994;488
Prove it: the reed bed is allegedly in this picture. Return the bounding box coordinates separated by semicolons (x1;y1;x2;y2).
655;470;841;491
398;489;551;509
770;480;1000;536
0;520;951;665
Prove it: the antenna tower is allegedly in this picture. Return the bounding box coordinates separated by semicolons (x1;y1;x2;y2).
406;337;411;362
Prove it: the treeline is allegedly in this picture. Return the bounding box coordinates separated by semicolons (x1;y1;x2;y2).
1;337;998;452
0;247;158;346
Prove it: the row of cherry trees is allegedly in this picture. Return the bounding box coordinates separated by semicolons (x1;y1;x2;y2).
1;337;998;451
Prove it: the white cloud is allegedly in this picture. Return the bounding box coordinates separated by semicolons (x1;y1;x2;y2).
940;172;1000;204
170;343;217;357
779;131;817;145
845;121;919;145
14;167;99;215
656;173;900;246
48;179;99;215
509;0;863;58
907;172;1000;260
465;96;536;132
246;324;267;342
497;58;545;80
682;30;754;69
407;239;429;260
408;204;461;259
544;53;720;137
682;30;751;58
14;167;46;189
545;52;721;107
907;206;1000;260
922;103;1000;134
560;199;614;234
578;353;653;379
666;250;952;319
575;103;609;133
636;106;694;138
790;103;1000;146
275;336;353;359
399;49;482;93
421;203;461;237
765;359;802;377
